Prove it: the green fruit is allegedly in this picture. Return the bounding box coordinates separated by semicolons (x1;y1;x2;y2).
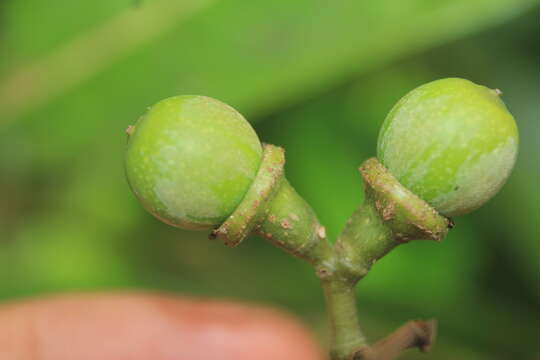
125;95;262;230
377;78;518;217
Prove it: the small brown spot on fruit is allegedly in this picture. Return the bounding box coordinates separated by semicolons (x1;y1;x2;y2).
317;267;330;279
281;220;292;229
317;225;326;239
125;125;135;136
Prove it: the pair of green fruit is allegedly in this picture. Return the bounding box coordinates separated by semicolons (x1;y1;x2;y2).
125;78;518;234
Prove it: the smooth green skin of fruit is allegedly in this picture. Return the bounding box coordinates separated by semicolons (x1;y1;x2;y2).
125;95;262;230
377;78;518;217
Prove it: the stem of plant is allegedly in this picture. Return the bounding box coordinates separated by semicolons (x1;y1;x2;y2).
213;150;448;360
326;158;449;359
322;277;367;359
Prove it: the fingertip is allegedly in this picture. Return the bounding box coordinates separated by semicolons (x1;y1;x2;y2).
0;292;324;360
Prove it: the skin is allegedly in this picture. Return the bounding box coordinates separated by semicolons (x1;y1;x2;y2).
125;96;262;230
0;292;323;360
377;78;518;217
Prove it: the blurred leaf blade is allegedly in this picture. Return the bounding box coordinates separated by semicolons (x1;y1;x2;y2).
1;0;539;129
0;0;216;123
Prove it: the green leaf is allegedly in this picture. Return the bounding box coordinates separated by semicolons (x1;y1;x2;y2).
1;0;538;134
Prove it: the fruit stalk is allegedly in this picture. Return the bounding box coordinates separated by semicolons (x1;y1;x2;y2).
212;144;335;264
336;158;449;278
256;178;334;265
326;158;449;359
321;277;367;360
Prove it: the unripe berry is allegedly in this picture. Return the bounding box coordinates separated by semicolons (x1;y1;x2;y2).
125;95;262;230
377;78;518;217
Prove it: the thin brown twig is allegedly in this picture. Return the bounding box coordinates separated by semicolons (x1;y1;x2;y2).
352;319;437;360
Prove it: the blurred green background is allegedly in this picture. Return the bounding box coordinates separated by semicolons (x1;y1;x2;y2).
1;0;540;359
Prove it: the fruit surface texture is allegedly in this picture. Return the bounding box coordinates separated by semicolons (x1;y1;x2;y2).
125;95;262;230
377;78;518;216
